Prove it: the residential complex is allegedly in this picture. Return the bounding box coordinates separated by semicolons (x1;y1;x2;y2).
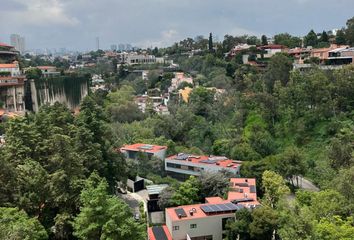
0;61;26;114
148;178;259;240
120;143;168;160
165;153;242;180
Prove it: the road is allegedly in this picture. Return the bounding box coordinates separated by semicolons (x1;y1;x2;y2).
117;190;148;214
292;176;320;192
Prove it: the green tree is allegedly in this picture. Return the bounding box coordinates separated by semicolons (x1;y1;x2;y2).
345;16;354;46
336;29;347;45
264;53;293;92
304;30;318;47
72;172;145;240
171;176;201;206
276;146;306;186
208;32;213;51
226;208;253;240
262;170;290;208
249;206;279;240
0;207;48;240
261;35;268;45
319;31;329;43
274;33;302;48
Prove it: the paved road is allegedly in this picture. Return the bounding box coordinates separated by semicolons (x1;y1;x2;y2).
117;190;148;214
292;176;320;192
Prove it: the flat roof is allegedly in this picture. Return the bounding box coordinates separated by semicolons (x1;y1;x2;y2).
166;178;260;222
146;184;168;195
227;178;259;206
166;154;242;169
120;143;167;154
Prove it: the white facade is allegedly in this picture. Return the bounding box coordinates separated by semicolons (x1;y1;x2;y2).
169;72;193;92
166;209;234;240
126;54;161;65
165;158;240;177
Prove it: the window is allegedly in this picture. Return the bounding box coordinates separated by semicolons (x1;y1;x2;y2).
188;166;195;171
190;224;197;229
173;226;179;231
167;162;181;169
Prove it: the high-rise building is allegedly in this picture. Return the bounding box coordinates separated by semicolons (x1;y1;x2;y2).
118;44;125;51
10;34;26;54
110;44;117;51
95;37;100;50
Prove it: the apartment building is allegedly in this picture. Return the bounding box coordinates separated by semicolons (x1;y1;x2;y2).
148;178;259;240
0;61;25;113
165;153;242;180
120;143;167;160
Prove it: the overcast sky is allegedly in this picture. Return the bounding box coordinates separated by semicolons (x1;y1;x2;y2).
0;0;353;50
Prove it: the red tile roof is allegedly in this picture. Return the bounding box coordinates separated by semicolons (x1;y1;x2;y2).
166;154;241;169
120;143;167;154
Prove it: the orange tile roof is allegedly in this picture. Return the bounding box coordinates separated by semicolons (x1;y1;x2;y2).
0;64;17;68
166;154;241;169
120;143;167;154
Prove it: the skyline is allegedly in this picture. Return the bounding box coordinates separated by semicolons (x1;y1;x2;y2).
1;0;354;50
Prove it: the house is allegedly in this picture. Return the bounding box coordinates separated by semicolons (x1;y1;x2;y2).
169;72;193;92
228;44;254;57
288;47;312;64
37;66;60;77
328;47;354;65
310;44;349;63
120;143;168;160
256;44;287;59
165;153;242;180
0;43;19;63
126;53;164;65
147;184;169;213
148;178;259;240
0;61;25;113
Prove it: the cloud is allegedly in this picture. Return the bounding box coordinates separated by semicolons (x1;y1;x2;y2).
1;0;79;27
1;0;354;50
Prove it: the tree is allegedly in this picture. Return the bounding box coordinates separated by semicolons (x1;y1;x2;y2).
208;32;213;51
199;171;229;200
261;35;268;45
226;208;253;240
0;207;48;240
26;67;43;80
274;33;302;48
276;146;306;186
304;30;318;47
249;206;279;240
345;16;354;46
262;170;290;208
319;31;329;43
264;53;293;92
170;176;201;206
72;172;145;240
336;29;347;45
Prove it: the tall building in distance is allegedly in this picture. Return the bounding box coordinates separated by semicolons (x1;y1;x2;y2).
95;37;100;50
10;34;26;54
110;44;117;51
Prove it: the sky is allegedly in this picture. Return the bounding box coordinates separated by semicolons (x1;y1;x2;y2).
0;0;353;51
